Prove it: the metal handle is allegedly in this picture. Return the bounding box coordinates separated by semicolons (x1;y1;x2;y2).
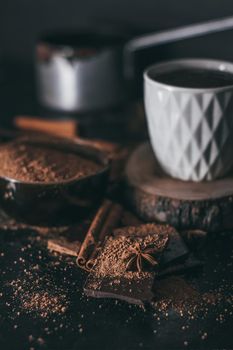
124;15;233;79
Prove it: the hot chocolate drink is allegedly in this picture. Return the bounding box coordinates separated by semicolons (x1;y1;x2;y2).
153;68;233;88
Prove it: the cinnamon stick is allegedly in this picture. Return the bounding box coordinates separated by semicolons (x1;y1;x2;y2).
74;138;119;155
76;200;112;271
86;203;123;270
14;115;78;138
76;200;123;271
14;115;119;154
48;237;81;257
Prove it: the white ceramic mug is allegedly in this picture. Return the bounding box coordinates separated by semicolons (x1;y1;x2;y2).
144;58;233;181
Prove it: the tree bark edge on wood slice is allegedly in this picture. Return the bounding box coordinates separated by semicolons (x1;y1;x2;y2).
125;143;233;232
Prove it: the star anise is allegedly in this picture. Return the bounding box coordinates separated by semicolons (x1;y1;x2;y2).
125;242;159;272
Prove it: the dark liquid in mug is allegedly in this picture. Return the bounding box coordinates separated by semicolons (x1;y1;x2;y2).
153;68;233;88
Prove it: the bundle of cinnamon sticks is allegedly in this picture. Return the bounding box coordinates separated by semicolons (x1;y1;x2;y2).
46;200;142;265
77;200;123;271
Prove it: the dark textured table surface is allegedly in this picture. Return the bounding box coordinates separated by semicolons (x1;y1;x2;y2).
0;63;232;350
0;228;232;350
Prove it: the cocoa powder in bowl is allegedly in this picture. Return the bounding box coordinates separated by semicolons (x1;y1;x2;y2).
0;141;102;183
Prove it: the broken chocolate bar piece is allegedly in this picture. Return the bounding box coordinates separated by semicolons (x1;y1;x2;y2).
159;254;203;278
84;227;168;305
84;272;155;305
114;223;189;266
180;229;207;251
162;229;189;266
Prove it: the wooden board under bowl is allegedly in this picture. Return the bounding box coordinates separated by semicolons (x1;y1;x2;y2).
125;142;233;232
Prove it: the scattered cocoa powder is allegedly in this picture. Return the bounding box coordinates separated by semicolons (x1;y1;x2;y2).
151;276;233;321
10;274;69;319
0;141;102;183
1;228;232;348
15;288;67;318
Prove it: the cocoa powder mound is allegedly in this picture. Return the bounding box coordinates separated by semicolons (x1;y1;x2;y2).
93;231;168;279
0;142;102;183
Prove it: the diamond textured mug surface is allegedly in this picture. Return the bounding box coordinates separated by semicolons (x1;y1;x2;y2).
144;59;233;181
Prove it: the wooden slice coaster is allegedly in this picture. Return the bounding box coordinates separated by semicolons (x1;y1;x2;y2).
125;142;233;232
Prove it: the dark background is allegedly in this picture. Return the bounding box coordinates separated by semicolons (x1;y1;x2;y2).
1;0;233;126
1;0;233;64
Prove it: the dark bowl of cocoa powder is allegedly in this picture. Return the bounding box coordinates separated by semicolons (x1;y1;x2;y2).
0;136;110;225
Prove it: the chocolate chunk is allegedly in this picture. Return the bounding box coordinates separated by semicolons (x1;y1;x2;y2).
159;254;203;278
114;224;189;266
162;229;189;266
84;224;191;305
181;229;207;251
84;272;155;305
84;227;168;305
